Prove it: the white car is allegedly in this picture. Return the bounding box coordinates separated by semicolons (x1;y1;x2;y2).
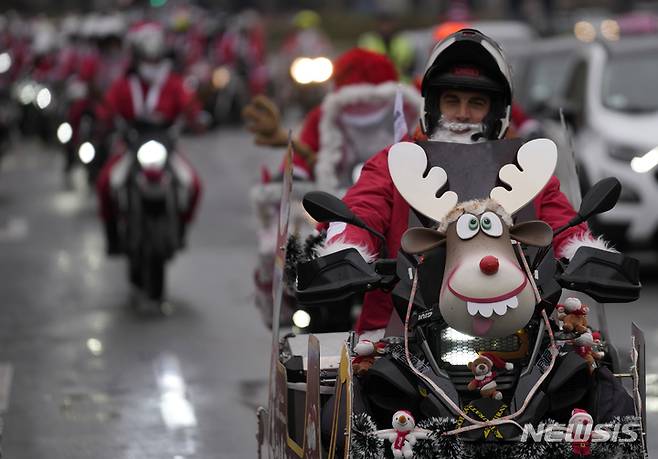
563;37;658;249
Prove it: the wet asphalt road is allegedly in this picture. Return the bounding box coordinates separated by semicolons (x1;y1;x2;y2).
0;129;656;458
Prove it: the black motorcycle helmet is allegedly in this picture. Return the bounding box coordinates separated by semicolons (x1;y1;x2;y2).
420;29;513;140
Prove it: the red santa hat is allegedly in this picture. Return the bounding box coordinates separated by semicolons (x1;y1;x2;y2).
570;408;593;425
332;48;398;89
480;352;514;371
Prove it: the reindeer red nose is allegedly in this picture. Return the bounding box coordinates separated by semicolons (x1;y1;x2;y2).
480;256;499;275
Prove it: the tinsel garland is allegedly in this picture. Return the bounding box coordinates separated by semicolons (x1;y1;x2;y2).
348;414;644;459
284;232;327;287
350;412;384;459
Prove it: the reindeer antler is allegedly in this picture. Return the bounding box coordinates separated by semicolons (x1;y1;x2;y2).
388;142;458;223
490;138;558;215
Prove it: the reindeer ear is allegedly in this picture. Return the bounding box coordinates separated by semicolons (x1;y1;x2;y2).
510;220;553;247
402;228;446;254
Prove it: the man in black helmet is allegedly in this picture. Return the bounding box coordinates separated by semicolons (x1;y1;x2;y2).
316;29;611;333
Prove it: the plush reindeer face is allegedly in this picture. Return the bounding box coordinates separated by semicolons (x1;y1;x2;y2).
388;139;558;338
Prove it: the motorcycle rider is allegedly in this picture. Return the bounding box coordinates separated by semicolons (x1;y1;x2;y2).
318;29;614;333
95;21;202;254
242;47;400;180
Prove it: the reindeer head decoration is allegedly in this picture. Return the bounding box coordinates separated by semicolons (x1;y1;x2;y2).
389;139;558;337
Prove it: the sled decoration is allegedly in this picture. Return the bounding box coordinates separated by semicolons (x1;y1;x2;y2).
265;135;294;458
328;343;353;459
631;322;649;458
390;139;557;337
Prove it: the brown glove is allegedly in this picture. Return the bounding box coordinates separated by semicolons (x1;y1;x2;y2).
242;95;288;147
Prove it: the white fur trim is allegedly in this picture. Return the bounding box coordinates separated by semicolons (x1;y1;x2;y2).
315;82;422;191
358;328;386;343
558;232;618;260
316;237;376;263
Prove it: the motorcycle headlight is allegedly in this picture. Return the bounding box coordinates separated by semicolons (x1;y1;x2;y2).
0;52;11;74
36;87;52;109
18;83;37;105
137;140;168;170
292;309;311;329
290;57;333;85
212;66;231;89
57;122;73;144
78;142;96;164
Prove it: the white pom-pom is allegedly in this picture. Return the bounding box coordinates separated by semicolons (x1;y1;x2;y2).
564;297;582;311
354;340;375;356
505;362;514;370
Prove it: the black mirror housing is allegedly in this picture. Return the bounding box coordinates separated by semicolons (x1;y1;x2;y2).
576;177;621;223
302;191;364;227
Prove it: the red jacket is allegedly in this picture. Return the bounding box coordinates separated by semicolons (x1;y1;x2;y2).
98;70;199;124
333;143;589;332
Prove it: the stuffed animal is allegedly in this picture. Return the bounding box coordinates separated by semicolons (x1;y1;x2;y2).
572;331;605;373
376;410;429;458
467;352;514;401
352;339;387;375
557;297;590;334
569;408;594;456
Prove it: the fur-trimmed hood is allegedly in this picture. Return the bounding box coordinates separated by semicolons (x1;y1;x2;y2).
315;82;423;191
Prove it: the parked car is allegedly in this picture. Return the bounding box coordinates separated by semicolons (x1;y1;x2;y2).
560;37;658;250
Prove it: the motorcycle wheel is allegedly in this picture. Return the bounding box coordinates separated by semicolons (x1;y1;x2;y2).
143;253;165;301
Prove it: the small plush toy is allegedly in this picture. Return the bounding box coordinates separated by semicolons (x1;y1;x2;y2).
572;331;605;373
376;410;430;458
569;408;594;456
557;297;590;334
352;339;387;375
467;352;514;401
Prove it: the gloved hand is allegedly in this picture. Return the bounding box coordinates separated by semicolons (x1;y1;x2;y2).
242;95;288;147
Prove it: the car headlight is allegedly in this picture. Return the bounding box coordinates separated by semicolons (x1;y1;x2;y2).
212;66;231;89
0;52;11;74
57;122;73;144
137;140;168;169
78;142;96;164
290;57;333;85
630;146;658;174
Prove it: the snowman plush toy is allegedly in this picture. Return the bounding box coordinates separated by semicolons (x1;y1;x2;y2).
376;410;430;458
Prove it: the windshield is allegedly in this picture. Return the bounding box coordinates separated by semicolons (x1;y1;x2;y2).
602;51;658;113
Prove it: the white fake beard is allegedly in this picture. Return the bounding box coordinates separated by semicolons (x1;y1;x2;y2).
138;60;171;84
430;116;486;144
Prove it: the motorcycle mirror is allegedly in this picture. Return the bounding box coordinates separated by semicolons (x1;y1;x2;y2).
302;191;389;259
303;191;366;228
575;177;621;223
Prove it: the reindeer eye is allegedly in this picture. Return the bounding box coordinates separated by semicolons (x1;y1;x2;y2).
480;212;503;237
456;214;479;240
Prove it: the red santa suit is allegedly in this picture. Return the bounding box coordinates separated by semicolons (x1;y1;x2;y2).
96;67;202;223
321;137;611;332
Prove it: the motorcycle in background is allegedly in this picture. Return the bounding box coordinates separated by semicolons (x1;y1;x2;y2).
114;120;187;304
